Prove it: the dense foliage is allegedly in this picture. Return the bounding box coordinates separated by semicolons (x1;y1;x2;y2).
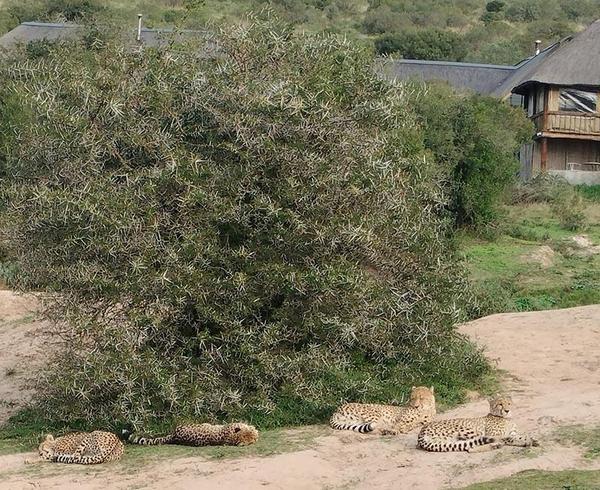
375;29;467;60
0;20;489;428
409;83;533;229
1;0;600;65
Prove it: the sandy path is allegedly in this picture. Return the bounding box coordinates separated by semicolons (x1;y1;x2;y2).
1;303;600;489
0;291;46;425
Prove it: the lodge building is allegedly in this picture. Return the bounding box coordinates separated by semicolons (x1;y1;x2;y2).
387;19;600;184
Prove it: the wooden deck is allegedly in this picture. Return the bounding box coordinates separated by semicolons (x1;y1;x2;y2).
533;112;600;139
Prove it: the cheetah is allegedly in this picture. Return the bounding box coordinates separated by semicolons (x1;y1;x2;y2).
330;386;436;435
32;431;124;464
122;422;259;447
418;396;539;452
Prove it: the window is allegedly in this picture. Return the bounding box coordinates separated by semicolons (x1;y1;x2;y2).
559;88;597;113
535;87;544;114
509;94;524;108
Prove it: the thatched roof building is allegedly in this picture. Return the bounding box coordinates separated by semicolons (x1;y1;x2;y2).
0;20;202;50
510;19;600;94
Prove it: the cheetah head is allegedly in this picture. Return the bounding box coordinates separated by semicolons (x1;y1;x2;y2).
408;386;436;411
225;423;259;446
489;396;513;418
38;434;56;461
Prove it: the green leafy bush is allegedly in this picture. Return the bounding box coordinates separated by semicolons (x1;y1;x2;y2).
409;82;533;229
485;1;505;13
1;19;488;429
375;29;467;61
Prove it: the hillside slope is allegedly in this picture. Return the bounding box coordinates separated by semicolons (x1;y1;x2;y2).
1;0;600;64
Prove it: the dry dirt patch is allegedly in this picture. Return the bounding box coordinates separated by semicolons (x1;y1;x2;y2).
1;303;600;489
521;245;555;268
0;291;46;425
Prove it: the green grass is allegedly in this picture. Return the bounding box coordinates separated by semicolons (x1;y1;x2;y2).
459;469;600;489
462;199;600;316
554;425;600;459
576;185;600;202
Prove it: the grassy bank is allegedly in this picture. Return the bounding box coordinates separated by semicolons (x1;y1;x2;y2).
460;469;600;490
462;190;600;316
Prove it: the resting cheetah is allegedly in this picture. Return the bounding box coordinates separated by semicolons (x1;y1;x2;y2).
330;386;436;435
418;396;538;452
123;422;259;446
33;431;124;464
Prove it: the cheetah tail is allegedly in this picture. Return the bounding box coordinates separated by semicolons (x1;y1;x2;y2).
121;429;175;445
330;421;375;433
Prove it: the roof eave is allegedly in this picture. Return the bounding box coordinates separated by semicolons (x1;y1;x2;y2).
513;80;600;95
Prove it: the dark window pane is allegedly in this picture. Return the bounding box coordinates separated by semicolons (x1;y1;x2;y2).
559;88;597;113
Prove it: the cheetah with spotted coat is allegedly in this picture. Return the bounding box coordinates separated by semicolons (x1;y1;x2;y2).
418;396;539;452
33;431;124;464
123;422;259;447
330;386;436;435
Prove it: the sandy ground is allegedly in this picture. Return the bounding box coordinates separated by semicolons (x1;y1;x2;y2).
0;296;599;489
0;291;46;425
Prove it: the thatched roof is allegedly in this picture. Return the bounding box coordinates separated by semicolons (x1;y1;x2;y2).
0;22;82;49
383;59;515;96
385;19;600;98
0;21;203;50
489;44;560;97
509;20;600;94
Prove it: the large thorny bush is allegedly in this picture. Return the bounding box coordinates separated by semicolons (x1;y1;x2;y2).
1;19;489;429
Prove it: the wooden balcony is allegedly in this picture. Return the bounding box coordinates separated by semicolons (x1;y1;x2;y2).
532;111;600;140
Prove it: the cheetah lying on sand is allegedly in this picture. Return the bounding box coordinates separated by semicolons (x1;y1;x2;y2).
123;422;259;447
30;431;124;464
330;386;436;435
418;396;538;452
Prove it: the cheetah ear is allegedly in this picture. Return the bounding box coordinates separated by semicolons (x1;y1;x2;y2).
411;386;416;390
44;434;54;442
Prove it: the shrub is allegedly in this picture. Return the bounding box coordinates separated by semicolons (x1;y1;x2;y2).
485;1;505;12
511;173;570;204
466;279;515;318
480;11;504;24
45;0;104;21
375;29;468;61
361;6;408;35
2;0;103;24
1;18;489;428
409;82;533;229
551;189;587;231
512;174;587;231
505;0;544;22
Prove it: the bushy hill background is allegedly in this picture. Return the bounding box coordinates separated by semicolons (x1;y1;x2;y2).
2;0;600;64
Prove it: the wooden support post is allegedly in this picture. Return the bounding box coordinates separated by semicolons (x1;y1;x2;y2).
540;137;548;172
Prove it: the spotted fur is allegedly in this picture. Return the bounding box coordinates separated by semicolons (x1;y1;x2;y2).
37;431;124;464
330;386;436;435
123;422;259;447
418;396;539;452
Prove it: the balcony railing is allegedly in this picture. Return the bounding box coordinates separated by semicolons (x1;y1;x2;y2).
532;111;600;136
